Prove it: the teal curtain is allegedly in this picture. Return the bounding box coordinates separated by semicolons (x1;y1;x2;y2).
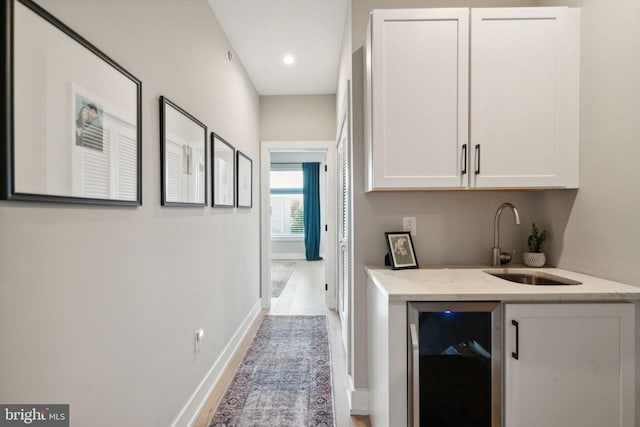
302;162;322;261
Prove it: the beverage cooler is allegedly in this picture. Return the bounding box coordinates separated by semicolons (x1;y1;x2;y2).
408;302;501;427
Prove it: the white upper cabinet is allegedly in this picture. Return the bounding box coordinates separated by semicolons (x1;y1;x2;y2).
365;7;580;191
470;8;580;189
365;9;469;191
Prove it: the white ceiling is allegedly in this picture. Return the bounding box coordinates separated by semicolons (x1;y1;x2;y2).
207;0;348;96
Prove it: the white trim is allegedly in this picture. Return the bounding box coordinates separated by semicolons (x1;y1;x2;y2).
325;313;338;427
347;375;369;415
260;141;337;311
270;253;327;261
271;236;304;242
271;253;306;260
337;80;354;379
170;300;262;427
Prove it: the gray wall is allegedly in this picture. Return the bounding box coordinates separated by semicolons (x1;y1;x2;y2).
260;95;337;141
535;0;640;287
0;1;260;426
272;240;306;259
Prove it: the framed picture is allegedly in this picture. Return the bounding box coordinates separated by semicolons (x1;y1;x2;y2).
1;0;142;205
211;133;235;208
160;96;207;207
236;151;252;208
385;232;419;269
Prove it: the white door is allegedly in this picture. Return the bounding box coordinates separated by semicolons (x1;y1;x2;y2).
470;7;580;188
337;89;351;368
368;8;469;190
504;303;635;427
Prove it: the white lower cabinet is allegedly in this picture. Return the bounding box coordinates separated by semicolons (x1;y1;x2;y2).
504;303;635;427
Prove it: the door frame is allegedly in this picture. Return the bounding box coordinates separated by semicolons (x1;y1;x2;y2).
260;141;337;310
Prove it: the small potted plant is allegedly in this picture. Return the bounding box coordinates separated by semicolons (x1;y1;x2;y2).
523;223;549;267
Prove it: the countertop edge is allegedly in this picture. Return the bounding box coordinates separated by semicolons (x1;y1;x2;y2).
365;265;640;302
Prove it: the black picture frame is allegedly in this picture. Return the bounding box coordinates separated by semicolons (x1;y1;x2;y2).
1;0;142;205
385;231;419;270
211;132;235;208
159;96;207;207
236;150;252;208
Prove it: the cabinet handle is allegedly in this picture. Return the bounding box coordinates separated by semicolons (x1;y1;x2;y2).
511;319;519;360
461;144;467;175
409;323;420;427
475;144;481;175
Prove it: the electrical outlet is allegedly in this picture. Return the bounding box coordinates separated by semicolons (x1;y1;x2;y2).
195;328;204;352
403;217;417;237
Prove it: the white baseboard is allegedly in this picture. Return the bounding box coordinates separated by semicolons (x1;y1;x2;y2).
271;253;326;260
271;253;305;260
170;300;262;427
347;375;369;415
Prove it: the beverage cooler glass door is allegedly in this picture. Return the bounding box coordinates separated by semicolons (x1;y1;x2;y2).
408;302;501;427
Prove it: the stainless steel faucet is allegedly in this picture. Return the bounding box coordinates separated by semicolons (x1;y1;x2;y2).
492;202;521;267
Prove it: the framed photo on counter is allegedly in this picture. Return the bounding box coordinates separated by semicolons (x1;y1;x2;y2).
385;231;419;269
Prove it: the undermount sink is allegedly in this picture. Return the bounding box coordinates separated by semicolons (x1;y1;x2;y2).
484;269;582;286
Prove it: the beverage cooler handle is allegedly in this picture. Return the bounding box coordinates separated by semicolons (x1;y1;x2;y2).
410;323;420;427
511;319;520;360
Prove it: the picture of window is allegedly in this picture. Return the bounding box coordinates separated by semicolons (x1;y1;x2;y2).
71;86;138;201
160;96;207;207
2;0;142;205
212;133;235;208
236;151;252;208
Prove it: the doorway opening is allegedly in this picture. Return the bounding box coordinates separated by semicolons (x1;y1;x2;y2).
260;142;336;311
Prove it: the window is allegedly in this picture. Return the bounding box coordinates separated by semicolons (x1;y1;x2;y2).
270;167;304;240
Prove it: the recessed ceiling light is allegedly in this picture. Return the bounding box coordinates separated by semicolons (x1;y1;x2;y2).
283;55;295;65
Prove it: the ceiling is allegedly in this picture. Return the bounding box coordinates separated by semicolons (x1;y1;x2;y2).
207;0;348;96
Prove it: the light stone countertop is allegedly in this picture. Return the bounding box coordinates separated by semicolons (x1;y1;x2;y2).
365;265;640;302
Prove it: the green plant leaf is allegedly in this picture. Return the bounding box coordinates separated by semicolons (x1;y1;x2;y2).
528;222;549;253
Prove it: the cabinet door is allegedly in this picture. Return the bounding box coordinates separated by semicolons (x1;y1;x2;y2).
470;8;580;189
504;303;635;427
367;9;469;190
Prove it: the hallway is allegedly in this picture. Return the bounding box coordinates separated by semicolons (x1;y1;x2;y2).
194;260;369;427
270;260;327;315
273;260;370;427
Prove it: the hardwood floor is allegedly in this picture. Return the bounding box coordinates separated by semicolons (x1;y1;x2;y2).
192;260;370;427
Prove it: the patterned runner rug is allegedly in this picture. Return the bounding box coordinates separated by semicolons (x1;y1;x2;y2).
209;315;334;427
270;261;296;298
